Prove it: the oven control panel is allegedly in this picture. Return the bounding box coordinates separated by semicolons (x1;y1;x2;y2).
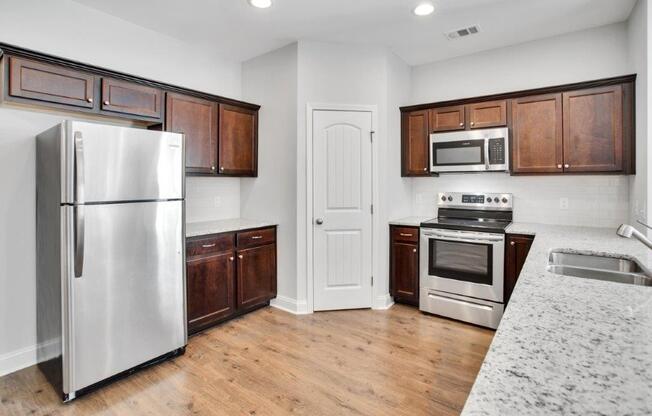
438;192;513;210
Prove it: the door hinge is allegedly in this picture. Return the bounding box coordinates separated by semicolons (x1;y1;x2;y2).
370;204;374;215
370;130;375;142
371;276;374;286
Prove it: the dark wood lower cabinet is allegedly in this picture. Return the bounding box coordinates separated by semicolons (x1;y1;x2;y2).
186;226;277;335
389;225;420;306
504;234;534;305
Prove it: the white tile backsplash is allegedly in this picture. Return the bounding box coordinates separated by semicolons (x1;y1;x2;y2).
412;174;629;228
185;177;241;223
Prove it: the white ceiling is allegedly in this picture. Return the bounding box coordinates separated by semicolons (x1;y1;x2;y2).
72;0;636;65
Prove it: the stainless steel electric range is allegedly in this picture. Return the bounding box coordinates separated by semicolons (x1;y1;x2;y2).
419;192;513;329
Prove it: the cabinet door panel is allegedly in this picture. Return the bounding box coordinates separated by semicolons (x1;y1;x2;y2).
390;241;419;305
8;56;95;108
430;106;465;132
504;235;534;305
511;94;563;173
101;78;162;119
401;110;430;176
468;100;507;129
166;93;218;174
563;85;623;172
219;104;258;176
236;244;276;310
187;251;235;333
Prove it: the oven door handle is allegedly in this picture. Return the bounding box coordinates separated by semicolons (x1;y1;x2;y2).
423;231;503;243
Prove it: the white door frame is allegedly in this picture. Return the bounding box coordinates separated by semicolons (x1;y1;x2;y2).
306;103;380;313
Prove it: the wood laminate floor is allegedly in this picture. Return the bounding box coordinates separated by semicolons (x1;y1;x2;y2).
0;304;493;416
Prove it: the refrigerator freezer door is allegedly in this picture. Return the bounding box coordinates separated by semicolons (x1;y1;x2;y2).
67;200;185;392
63;121;184;204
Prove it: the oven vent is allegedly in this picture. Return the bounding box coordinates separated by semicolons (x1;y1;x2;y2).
445;25;480;40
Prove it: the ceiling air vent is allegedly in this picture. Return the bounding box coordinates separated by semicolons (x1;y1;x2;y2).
446;25;480;40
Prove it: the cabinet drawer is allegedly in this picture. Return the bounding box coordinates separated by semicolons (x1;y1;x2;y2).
237;227;275;249
391;226;419;243
187;234;234;257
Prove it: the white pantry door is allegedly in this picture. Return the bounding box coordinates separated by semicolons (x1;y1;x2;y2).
313;110;373;311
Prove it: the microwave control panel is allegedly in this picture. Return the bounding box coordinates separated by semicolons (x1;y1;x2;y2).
488;138;506;165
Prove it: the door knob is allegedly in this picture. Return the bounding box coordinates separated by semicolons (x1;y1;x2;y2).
315;218;324;225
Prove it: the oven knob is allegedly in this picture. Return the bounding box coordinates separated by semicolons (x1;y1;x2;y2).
441;195;446;202
494;197;500;203
486;198;492;203
447;196;453;202
502;197;509;203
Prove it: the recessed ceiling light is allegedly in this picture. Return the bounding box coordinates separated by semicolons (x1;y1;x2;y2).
249;0;272;8
413;3;435;16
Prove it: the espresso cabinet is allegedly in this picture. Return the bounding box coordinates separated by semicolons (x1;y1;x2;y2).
401;110;430;176
186;226;277;334
511;94;563;173
504;234;534;305
563;85;623;172
430;105;465;132
165;93;218;174
389;226;420;306
7;56;95;108
218;104;258;176
100;78;163;120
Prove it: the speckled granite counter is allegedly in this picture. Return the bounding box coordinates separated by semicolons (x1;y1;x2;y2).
186;218;277;238
462;222;652;415
388;216;434;227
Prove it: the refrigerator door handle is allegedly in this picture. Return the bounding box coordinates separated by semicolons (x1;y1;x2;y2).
74;131;85;278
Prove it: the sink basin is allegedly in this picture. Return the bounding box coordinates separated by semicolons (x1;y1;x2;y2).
547;251;652;286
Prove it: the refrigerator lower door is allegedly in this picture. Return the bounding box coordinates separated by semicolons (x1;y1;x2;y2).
65;200;186;393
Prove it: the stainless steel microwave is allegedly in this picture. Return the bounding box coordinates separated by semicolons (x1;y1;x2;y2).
430;127;509;173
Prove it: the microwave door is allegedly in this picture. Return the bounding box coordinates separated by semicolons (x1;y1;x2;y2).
430;137;486;173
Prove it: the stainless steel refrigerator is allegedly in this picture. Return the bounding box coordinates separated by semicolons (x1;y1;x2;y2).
36;120;187;401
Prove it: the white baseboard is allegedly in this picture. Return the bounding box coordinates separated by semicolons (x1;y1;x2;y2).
373;293;394;310
0;338;60;378
271;296;311;315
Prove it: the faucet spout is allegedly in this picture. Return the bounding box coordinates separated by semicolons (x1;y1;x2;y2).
617;224;652;250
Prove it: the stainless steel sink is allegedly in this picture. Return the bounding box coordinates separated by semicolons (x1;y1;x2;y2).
547;250;652;286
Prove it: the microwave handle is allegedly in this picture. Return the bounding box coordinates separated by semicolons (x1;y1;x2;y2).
484;137;490;170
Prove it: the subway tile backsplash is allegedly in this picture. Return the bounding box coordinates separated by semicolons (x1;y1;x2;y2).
412;174;629;228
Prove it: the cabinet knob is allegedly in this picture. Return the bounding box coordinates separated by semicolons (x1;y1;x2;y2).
557;164;562;169
564;164;570;169
238;254;244;259
423;167;427;171
470;121;475;126
229;256;234;261
211;166;216;171
459;123;464;127
510;241;516;246
86;97;93;103
103;100;110;105
220;166;225;172
412;248;417;253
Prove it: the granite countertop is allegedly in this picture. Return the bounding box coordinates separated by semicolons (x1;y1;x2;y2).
388;216;434;227
186;218;277;237
462;222;652;415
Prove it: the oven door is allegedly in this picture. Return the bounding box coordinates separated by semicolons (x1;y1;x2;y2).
420;229;504;302
430;136;486;173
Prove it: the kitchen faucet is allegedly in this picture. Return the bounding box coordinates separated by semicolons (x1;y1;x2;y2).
617;221;652;250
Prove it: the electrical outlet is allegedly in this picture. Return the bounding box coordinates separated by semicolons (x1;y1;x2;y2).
213;197;222;208
559;197;569;210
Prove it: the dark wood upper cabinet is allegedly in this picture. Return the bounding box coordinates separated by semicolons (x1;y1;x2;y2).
563;85;623;173
504;234;534;305
401;110;430;176
511;94;563;174
100;78;162;119
429;105;465;132
218;104;258;176
186;250;235;333
390;225;419;306
236;242;277;310
467;100;507;129
8;56;95;108
166;93;218;175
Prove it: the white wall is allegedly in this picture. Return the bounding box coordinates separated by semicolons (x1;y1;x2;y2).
241;44;299;308
409;23;634;228
627;0;649;231
0;0;242;376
